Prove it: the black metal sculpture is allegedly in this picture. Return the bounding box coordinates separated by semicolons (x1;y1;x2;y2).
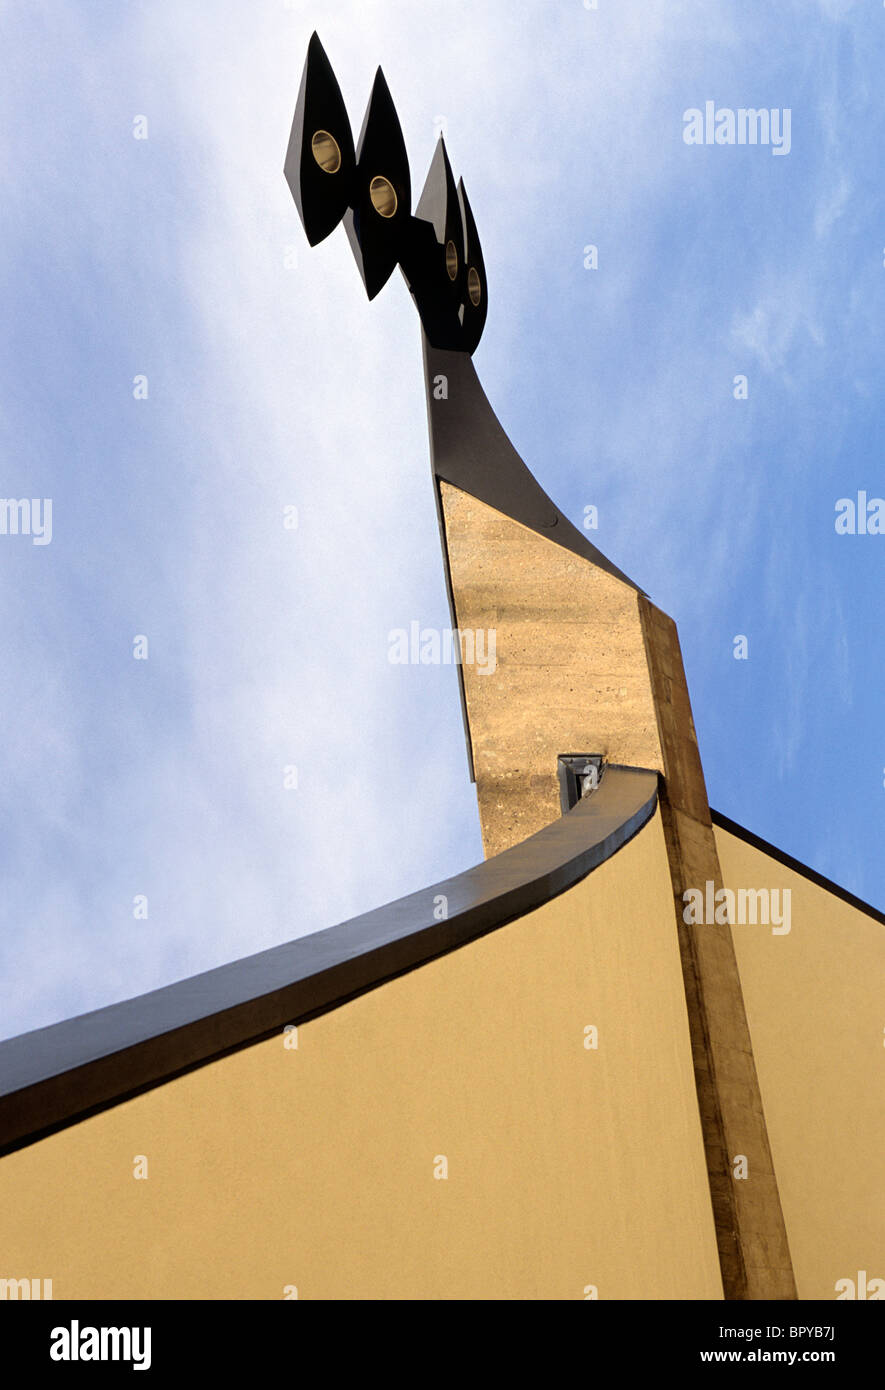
284;33;637;581
285;32;641;786
285;31;486;354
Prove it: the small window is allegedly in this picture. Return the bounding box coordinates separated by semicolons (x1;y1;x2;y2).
557;755;604;814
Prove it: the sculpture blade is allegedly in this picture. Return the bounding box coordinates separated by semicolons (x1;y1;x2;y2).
344;68;411;300
284;31;355;247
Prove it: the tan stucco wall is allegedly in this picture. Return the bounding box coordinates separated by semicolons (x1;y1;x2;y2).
0;808;722;1300
715;826;885;1299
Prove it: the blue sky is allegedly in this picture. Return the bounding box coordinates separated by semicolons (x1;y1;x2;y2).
1;0;883;1040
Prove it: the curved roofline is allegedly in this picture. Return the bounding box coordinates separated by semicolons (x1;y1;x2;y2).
0;765;659;1156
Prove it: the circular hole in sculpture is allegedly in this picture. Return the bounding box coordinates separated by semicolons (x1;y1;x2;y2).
311;130;342;174
369;176;398;218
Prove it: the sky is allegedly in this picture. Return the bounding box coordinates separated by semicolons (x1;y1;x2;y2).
1;0;883;1041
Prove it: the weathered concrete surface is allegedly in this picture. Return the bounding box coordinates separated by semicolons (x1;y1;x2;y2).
439;481;662;858
640;599;796;1301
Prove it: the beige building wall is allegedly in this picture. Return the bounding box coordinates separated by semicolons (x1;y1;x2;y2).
0;808;722;1301
715;825;885;1300
440;480;795;1298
